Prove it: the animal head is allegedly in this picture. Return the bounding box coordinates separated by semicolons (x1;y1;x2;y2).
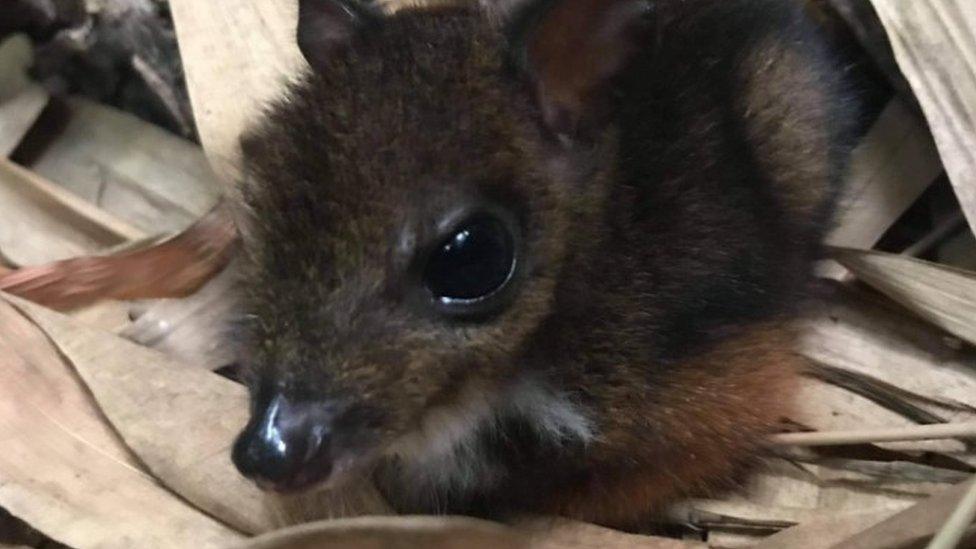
230;0;652;491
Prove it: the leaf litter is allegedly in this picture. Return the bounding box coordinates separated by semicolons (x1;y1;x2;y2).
2;0;976;547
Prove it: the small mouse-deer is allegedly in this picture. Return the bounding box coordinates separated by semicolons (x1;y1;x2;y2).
230;0;856;526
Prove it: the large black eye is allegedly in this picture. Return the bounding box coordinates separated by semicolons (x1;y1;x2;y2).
424;215;516;303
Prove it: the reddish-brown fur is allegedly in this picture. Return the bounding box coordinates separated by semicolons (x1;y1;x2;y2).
542;325;802;524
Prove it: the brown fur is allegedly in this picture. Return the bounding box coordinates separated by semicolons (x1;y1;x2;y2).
229;0;857;527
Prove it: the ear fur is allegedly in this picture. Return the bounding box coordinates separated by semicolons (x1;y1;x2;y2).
515;0;654;140
297;0;379;71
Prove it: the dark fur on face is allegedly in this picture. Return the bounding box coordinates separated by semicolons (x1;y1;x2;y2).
230;0;857;526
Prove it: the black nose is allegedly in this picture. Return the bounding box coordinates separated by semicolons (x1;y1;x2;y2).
232;393;335;491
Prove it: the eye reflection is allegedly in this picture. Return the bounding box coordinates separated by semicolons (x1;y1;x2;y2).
423;215;516;303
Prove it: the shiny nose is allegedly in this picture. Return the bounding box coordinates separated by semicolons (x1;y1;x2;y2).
232;393;335;491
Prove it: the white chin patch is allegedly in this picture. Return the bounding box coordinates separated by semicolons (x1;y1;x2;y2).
385;375;594;507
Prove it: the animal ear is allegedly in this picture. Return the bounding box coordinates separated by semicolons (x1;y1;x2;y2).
519;0;654;140
297;0;377;70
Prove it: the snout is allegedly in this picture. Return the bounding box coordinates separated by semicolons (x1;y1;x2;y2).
232;393;337;492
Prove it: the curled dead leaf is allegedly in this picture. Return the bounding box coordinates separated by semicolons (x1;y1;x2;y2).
0;201;238;310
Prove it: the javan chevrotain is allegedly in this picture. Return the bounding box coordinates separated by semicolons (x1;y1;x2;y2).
229;0;858;527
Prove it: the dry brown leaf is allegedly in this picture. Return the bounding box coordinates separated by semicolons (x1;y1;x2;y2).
5;293;392;535
238;516;526;549
0;158;143;266
0;201;237;309
825;98;943;251
833;247;976;348
868;0;976;235
0;35;48;157
27;97;222;233
830;477;976;549
0;295;242;548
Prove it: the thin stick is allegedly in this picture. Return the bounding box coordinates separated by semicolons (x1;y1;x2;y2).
926;477;976;549
770;422;976;446
901;211;967;257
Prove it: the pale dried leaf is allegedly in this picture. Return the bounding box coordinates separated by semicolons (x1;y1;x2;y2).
705;531;767;548
28;97;222;233
792;374;973;463
792;377;933;434
168;0;304;181
812;464;950;512
0;295;242;548
238;516;526;549
801;285;976;460
69;300;134;333
518;518;706;549
5;293;392;535
831;477;976;549
0;159;142;266
807;363;970;424
868;0;976;235
673;498;812;527
681;458;939;536
825;98;942;251
833;247;976;348
0;35;48;157
751;510;895;549
686;414;973;543
927;478;976;549
806;458;969;486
